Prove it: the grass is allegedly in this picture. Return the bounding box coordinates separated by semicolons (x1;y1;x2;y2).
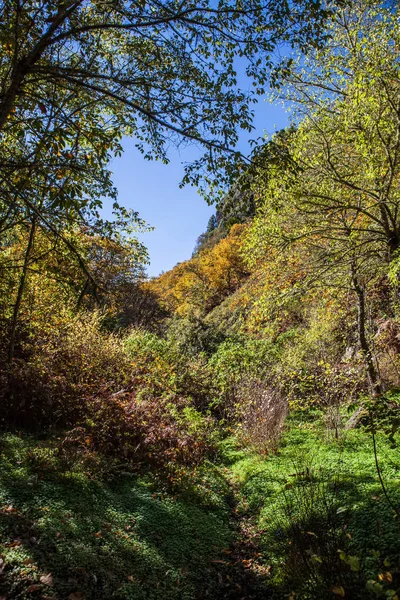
221;414;400;599
0;434;233;600
0;414;399;599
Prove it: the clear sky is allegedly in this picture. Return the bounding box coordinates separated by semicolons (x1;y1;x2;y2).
108;98;288;277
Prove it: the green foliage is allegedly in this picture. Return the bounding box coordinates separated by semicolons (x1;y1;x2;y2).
0;434;233;600
2;415;400;600
227;417;400;599
124;329;212;403
208;337;275;397
0;0;335;203
361;391;400;447
167;315;226;358
3;3;400;599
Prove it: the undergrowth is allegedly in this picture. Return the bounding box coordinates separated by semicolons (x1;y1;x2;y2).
0;433;233;600
223;415;400;599
1;415;399;599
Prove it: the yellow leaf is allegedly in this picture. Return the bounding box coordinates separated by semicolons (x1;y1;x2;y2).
330;585;345;597
378;572;392;583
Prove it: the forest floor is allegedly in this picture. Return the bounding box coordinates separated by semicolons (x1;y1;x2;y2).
0;413;399;600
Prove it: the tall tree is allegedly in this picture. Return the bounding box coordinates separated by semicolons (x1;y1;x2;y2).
0;0;335;196
247;1;400;391
268;0;400;261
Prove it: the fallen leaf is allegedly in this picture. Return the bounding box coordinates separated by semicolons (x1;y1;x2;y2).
7;541;22;548
378;572;393;583
330;585;345;597
23;558;34;566
68;593;85;600
40;573;53;586
26;584;42;593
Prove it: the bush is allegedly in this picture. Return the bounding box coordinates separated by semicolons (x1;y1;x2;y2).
1;311;131;428
236;380;288;453
167;314;226;357
81;390;216;474
207;337;276;413
268;471;364;599
125;328;217;411
1;318;218;478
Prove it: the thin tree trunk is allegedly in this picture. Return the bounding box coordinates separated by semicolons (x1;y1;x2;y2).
352;274;381;394
7;217;36;363
76;278;89;310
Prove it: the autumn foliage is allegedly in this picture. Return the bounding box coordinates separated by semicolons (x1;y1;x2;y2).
145;224;249;316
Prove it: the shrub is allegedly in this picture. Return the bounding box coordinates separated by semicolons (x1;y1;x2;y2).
167;314;226;357
125;328;217;412
265;464;367;599
207;337;276;414
284;362;364;410
81;390;216;473
1;311;131;428
375;319;400;388
236;380;288;453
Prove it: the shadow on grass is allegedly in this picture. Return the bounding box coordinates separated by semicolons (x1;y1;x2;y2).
0;434;241;600
257;464;400;600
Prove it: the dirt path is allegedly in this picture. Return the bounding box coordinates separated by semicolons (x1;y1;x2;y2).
203;474;271;599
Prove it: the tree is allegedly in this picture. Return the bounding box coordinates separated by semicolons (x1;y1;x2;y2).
0;210;149;362
206;215;217;234
149;223;249;316
0;0;336;198
270;1;400;260
0;0;339;361
247;1;400;391
0;71;130;359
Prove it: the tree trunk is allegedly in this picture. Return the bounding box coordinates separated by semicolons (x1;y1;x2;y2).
388;231;400;260
76;278;89;310
7;217;36;363
352;275;381;394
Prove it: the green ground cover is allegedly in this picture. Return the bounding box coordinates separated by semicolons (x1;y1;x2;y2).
0;434;233;600
0;417;399;599
223;415;400;599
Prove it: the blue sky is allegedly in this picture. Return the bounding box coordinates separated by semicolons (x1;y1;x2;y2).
108;98;288;277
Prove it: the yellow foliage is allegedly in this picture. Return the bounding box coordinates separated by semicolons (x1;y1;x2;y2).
145;224;249;316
